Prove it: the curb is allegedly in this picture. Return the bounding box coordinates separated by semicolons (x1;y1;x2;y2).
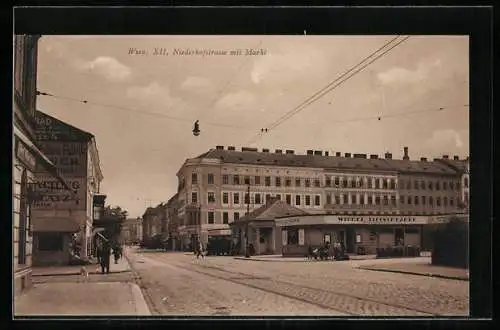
358;266;469;281
129;283;152;315
32;269;131;277
233;257;342;263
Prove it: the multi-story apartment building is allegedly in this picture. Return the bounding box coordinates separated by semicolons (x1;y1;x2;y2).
173;146;467;252
31;111;103;266
13;35;75;294
142;203;167;242
121;217;143;245
166;193;183;250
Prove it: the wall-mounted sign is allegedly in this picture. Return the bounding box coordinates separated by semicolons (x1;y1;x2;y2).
356;234;361;243
298;229;305;246
275;215;430;227
31;177;86;210
15;138;36;170
36;141;87;176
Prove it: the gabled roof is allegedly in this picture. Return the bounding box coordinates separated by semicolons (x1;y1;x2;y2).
434;159;469;174
35;110;94;141
237;197;309;223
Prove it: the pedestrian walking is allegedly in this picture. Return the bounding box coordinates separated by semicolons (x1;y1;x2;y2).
113;244;122;264
100;241;111;274
196;241;204;259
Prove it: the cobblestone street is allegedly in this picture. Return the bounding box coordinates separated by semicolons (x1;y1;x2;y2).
128;250;469;316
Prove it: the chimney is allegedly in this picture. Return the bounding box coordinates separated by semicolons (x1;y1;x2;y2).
384;152;392;159
369;154;378;159
216;146;224;150
262;148;269;153
314;150;322;156
453;155;459;160
443;155;449;159
420;157;427;162
307;150;314;155
228;146;235;151
344;153;351;158
285;150;294;154
335;152;341;157
403;147;409;160
275;149;282;154
324;151;329;156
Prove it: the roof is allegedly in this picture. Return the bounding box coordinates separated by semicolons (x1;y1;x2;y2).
237;197;309;223
193;149;463;175
434;159;469;173
35;110;94;141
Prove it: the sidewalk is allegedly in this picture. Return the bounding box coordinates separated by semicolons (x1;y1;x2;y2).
14;282;150;316
358;262;469;281
32;257;131;277
233;254;377;262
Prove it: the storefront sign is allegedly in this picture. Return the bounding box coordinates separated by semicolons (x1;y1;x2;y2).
276;215;430;227
16;139;37;170
31;177;86;210
298;229;305;246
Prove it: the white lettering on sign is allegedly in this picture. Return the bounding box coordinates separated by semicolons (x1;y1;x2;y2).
16;140;36;169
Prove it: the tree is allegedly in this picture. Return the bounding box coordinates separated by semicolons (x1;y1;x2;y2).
101;205;128;244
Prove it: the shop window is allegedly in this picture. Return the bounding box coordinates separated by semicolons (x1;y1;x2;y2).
287;229;299;245
37;232;64;252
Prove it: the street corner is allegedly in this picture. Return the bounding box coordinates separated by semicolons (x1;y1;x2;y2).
129;283;152;316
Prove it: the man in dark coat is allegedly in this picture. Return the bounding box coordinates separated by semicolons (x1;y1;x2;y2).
100;241;111;274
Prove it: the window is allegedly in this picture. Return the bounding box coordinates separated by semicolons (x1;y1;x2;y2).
360;195;365;205
266;194;272;203
335;195;340;204
234;212;240;221
254;176;261;185
406;181;411;190
435;181;440;191
368;196;373;205
375;196;381;205
287;229;299;245
244;176;250;185
285;177;292;187
207;173;214;185
334;177;340;187
37;232;64;252
428;181;433;190
350;180;356;188
255;193;261;204
383;179;388;189
343;194;349;204
383;196;389;205
223;212;229;224
450;181;454;190
421;180;426;190
325;177;331;187
414;196;419;205
314;178;321;187
444;197;448;206
326;194;332;204
400;196;405;204
375;178;380;189
286;194;292;205
422;196;426;205
450;197;454;206
436;197;441;206
275;177;281;187
222;175;228;185
391;196;396;206
407;196;412;205
233;175;240;185
305;179;311;187
342;178;348;188
222;192;229;204
429;196;434;206
233;193;240;204
275;194;281;201
295;195;301;206
414;180;418;190
305;195;311;206
390;179;396;189
359;179;364;188
208;212;215;224
464;177;469;188
265;176;271;186
244;192;250;204
207;192;215;203
443;181;448;190
368;178;373;189
192;173;198;184
191;192;198;204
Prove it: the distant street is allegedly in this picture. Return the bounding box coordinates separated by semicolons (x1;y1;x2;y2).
127;249;469;316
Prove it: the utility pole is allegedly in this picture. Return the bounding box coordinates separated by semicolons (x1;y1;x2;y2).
245;184;250;258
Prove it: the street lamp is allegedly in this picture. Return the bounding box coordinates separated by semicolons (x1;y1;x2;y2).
245;184;250;258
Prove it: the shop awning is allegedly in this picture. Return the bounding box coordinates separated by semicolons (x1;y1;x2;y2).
14;126;77;200
207;229;232;236
32;217;81;233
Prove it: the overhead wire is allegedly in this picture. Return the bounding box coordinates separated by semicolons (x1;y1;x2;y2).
245;36;411;145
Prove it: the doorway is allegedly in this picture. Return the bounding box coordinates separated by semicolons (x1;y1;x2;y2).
345;227;356;253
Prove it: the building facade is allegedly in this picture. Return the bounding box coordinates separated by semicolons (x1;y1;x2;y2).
142;204;167;243
13;35;75;295
171;146;467;252
121;218;143;245
31;111;103;266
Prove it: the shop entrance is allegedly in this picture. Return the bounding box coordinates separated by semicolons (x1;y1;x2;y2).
345;227;356;253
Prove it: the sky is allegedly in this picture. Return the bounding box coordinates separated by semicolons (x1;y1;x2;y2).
35;35;469;218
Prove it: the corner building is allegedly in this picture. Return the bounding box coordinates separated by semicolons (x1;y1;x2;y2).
174;146;468;254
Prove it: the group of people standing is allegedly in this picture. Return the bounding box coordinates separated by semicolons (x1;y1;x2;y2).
95;240;123;273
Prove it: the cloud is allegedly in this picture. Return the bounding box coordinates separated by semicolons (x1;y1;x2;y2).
425;129;465;153
76;56;131;82
377;59;443;86
215;90;255;110
250;45;327;86
127;81;181;108
180;76;212;90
